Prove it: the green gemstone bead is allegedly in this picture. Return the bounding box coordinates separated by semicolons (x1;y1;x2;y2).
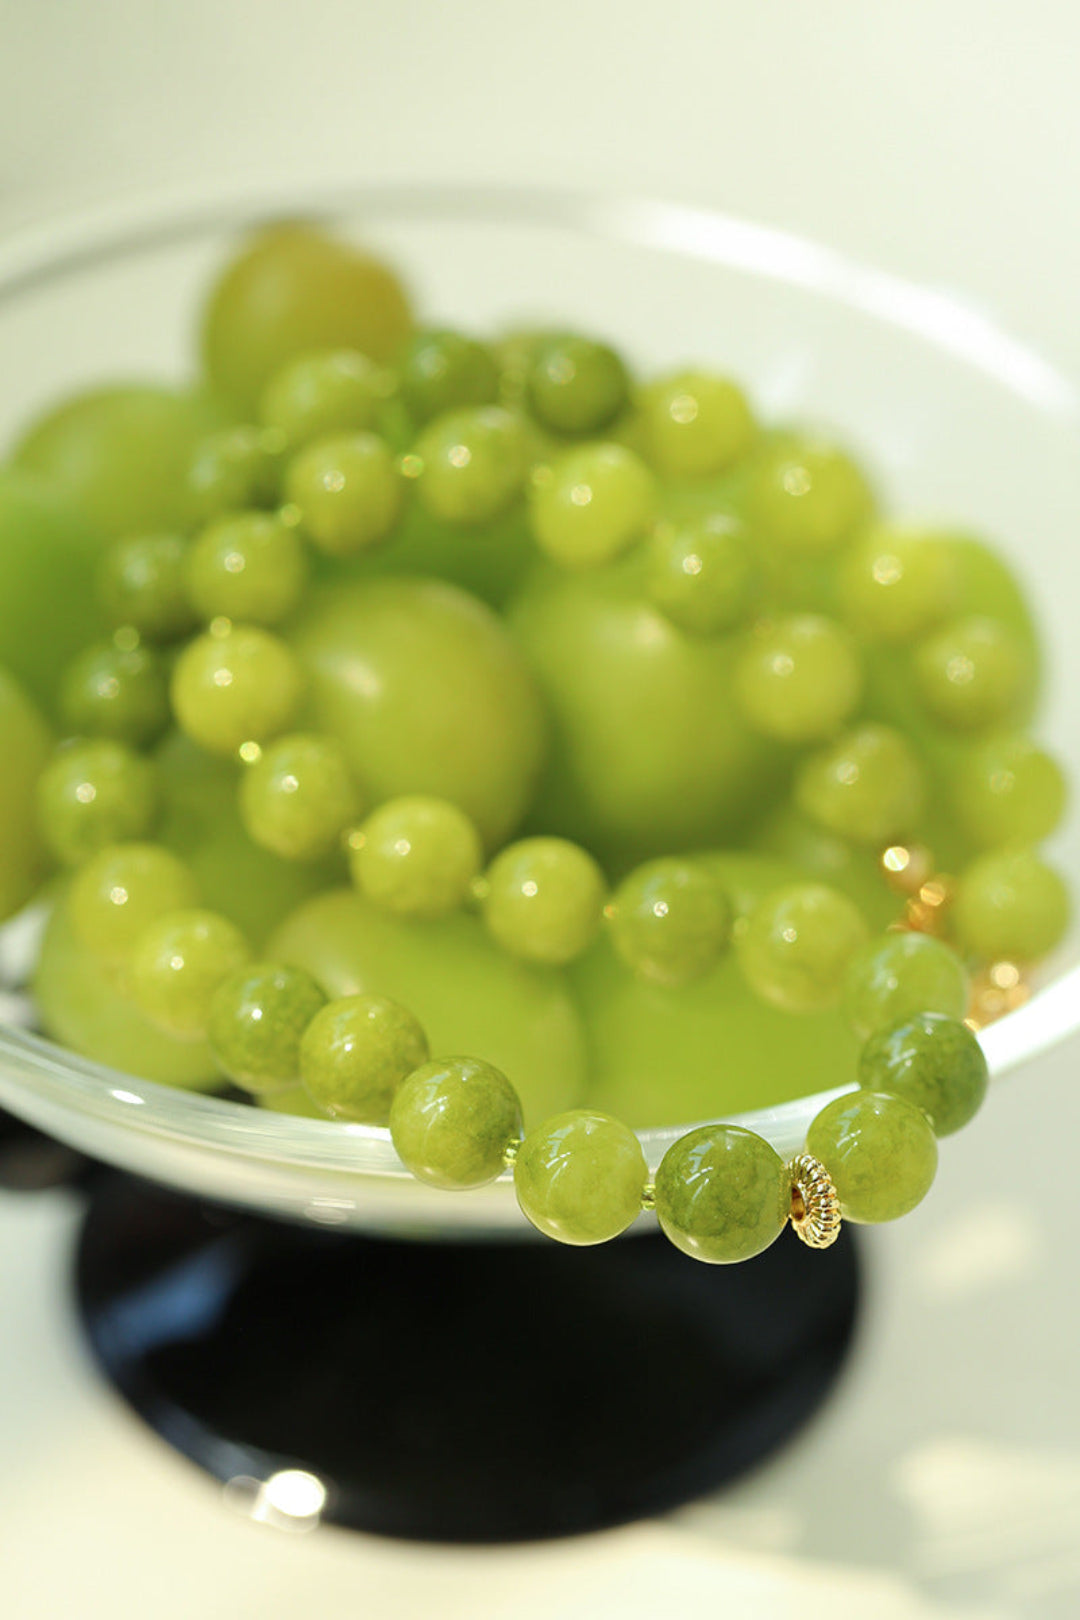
38;740;158;865
514;1109;647;1245
128;908;251;1040
97;534;196;643
188;426;282;521
414;406;527;526
950;732;1067;849
748;437;874;556
390;1056;523;1189
239;731;361;860
208;960;327;1094
606;858;732;986
844;932;969;1041
69;842;199;966
299;992;430;1123
953;847;1070;963
530;442;656;568
170;625;304;755
738;883;869;1014
60;640;170;747
185;512;308;627
284;431;402;556
645;513;761;635
807;1090;938;1223
655;1124;791;1263
736;615;862;744
914;616;1028;732
795;723;925;846
837;524;962;643
349;795;483;919
859;1012;988;1137
527;334;630;438
642;370;756;479
400;329;500;426
259;348;390;449
482;837;606;965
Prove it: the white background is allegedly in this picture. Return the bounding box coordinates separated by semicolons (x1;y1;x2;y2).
1;3;1079;1616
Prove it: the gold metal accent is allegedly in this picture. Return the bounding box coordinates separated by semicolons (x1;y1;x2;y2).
880;843;935;897
640;1182;656;1212
502;1138;521;1169
965;960;1030;1030
788;1153;842;1249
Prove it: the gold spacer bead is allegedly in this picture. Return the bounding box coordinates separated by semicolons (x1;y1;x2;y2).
640;1181;657;1213
788;1152;842;1250
965;960;1030;1030
880;843;935;898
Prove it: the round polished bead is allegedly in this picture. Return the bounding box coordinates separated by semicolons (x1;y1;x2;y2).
284;431;402;556
645;513;761;635
390;1056;523;1189
735;615;862;743
914;616;1028;732
349;795;483;919
953;847;1070;962
527;334;630;438
259;348;389;449
642;370;756;478
60;640;170;747
951;732;1068;849
738;883;869;1013
530;442;656;568
188;425;282;521
795;723;926;846
414;406;527;526
299;993;429;1123
844;931;969;1041
606;858;732;986
858;1012;988;1137
400;329;500;425
807;1090;938;1223
239;731;361;860
482;837;607;965
655;1124;791;1263
208;960;327;1094
748;438;873;555
97;533;196;643
69;842;199;966
837;524;961;643
170;625;304;755
38;740;158;865
514;1109;647;1245
128;908;251;1040
185;511;308;626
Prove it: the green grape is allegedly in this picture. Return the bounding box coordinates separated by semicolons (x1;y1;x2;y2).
60;640;170;747
170;625;304;756
607;857;732;986
259;348;391;449
400;329;500;425
748;436;873;555
283;431;402;556
299;992;429;1123
0;666;53;921
950;732;1067;849
953;847;1069;962
645;512;761;635
188;425;282;521
655;1125;790;1263
514;1109;647;1244
69;842;199;966
837;524;962;642
844;931;969;1041
807;1090;938;1223
794;723;925;845
13;383;226;539
38;739;158;865
98;534;196;643
859;1012;988;1137
239;731;361;860
642;370;755;479
738;882;869;1013
526;334;630;437
291;578;546;850
201;224;413;412
414;406;527;526
914;616;1028;732
530;441;656;568
128;908;251;1039
736;614;862;743
349;795;482;919
481;836;606;965
185;512;308;626
208;961;327;1094
390;1057;522;1190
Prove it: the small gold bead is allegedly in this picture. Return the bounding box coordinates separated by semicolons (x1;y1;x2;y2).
880;842;935;897
502;1138;521;1170
966;961;1030;1030
788;1152;842;1250
640;1182;657;1213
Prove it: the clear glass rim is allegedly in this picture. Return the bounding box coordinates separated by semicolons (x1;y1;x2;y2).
0;176;1077;1179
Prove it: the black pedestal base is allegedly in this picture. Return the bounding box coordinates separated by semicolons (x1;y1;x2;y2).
74;1175;859;1543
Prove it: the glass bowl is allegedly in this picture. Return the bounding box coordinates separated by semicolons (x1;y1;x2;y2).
0;182;1076;1237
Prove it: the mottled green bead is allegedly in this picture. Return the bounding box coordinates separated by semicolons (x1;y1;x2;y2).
414;406;527;526
299;992;429;1123
859;1012;988;1137
188;425;282;521
69;842;199;966
514;1109;647;1245
390;1056;523;1189
807;1091;938;1223
240;731;361;860
748;437;874;556
208;960;327;1094
400;329;500;426
527;334;630;438
185;511;308;627
655;1124;791;1263
795;724;925;846
606;857;732;986
60;641;170;748
482;837;606;965
645;513;761;636
738;883;869;1014
38;739;158;865
128;908;251;1040
914;616;1028;732
642;370;756;479
259;348;390;449
170;625;304;755
349;795;483;919
284;431;402;556
950;732;1067;850
953;847;1070;963
97;533;196;644
844;932;969;1042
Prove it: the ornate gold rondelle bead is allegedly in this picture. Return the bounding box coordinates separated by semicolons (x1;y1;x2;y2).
788;1152;842;1250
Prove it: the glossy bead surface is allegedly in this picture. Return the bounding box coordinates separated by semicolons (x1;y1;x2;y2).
481;836;606;965
349;795;482;919
837;524;961;642
171;625;304;755
736;615;862;743
844;931;969;1042
299;992;429;1123
208;960;327;1094
642;370;755;478
69;842;199;966
259;348;389;449
188;425;282;521
239;731;361;860
606;857;732;986
185;512;308;626
390;1056;523;1189
400;329;500;425
38;740;158;865
526;334;630;437
645;513;761;635
807;1090;938;1223
414;406;527;526
950;732;1067;849
284;431;401;556
60;641;170;747
748;437;873;555
738;883;869;1013
128;908;251;1039
97;534;196;643
953;847;1070;962
858;1012;988;1137
914;616;1028;731
530;442;656;568
514;1109;647;1245
655;1124;791;1263
795;723;925;845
